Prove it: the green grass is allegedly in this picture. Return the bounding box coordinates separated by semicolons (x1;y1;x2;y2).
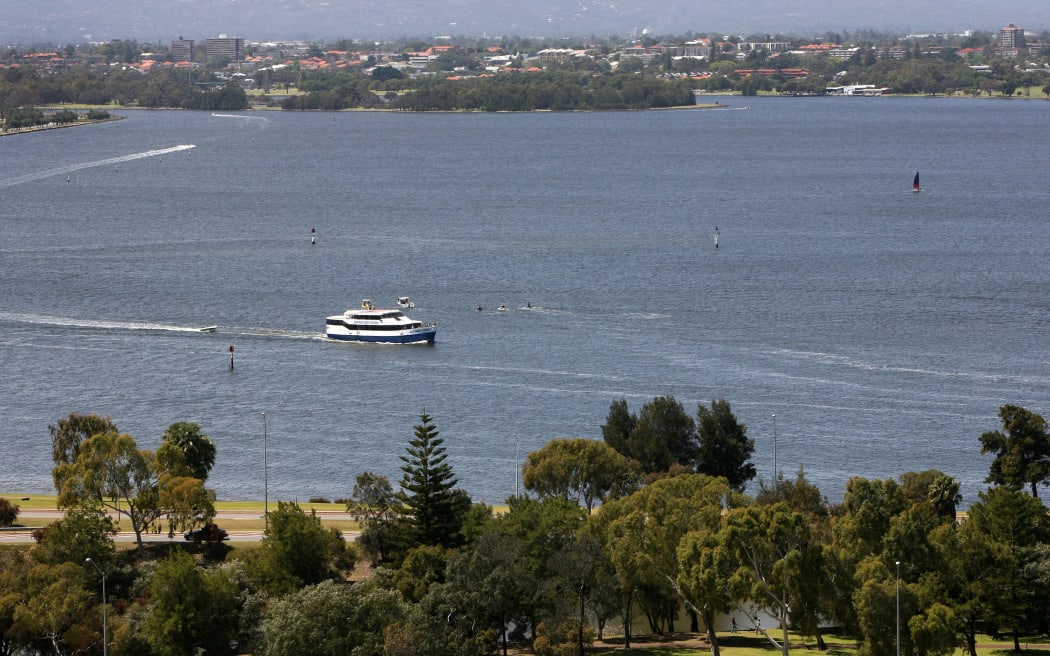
0;494;362;533
0;493;59;509
586;631;1050;655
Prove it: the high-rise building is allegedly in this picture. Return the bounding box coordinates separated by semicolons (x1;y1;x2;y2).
205;35;245;63
998;24;1026;48
171;36;194;62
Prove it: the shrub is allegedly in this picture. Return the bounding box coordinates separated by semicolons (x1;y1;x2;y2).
0;497;20;526
533;620;596;656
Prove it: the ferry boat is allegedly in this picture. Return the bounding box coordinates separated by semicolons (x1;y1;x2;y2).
325;299;437;344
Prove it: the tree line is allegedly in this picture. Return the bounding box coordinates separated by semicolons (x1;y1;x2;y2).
0;400;1048;656
5;35;1048;117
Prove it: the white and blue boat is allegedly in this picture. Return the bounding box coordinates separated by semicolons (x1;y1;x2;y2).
326;299;437;344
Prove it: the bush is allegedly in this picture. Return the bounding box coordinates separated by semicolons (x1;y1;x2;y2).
533;620;596;656
0;497;20;526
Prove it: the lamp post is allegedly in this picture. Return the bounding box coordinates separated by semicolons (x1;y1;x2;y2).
896;560;901;656
85;558;107;656
771;414;778;487
262;411;269;532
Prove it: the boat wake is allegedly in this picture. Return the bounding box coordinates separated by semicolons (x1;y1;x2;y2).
228;326;325;341
769;347;1047;385
211;113;269;122
0;311;208;334
0;312;322;341
0;145;196;188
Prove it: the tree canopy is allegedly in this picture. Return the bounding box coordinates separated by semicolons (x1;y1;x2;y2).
521;437;635;511
399;412;470;549
696;399;756;491
980;404;1050;499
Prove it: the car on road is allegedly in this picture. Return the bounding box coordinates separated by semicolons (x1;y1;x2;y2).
183;523;229;543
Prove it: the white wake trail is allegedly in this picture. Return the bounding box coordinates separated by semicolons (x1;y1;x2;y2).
0;144;196;188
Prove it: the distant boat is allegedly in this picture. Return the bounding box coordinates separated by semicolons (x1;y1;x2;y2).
199;325;217;333
396;296;415;309
913;171;921;192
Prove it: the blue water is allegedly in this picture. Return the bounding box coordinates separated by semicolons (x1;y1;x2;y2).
2;97;1049;506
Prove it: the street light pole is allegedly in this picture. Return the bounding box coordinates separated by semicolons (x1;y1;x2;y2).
262;411;268;532
896;560;901;656
771;414;778;487
85;558;107;656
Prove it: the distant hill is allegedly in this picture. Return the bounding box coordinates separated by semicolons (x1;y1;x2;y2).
1;0;1044;45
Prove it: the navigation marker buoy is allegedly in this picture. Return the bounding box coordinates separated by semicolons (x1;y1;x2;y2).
311;228;316;245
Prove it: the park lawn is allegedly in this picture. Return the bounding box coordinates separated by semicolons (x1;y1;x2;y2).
589;631;1050;656
0;493;362;533
1;493;346;514
0;493;59;509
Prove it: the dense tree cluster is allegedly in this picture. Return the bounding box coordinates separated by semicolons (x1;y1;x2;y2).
1;404;1048;656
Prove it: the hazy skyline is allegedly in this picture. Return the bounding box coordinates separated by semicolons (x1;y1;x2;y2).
3;0;1046;45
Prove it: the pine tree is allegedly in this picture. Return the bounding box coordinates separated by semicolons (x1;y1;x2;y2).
399;412;467;547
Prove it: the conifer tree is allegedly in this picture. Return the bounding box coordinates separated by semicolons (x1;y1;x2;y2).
399;411;468;547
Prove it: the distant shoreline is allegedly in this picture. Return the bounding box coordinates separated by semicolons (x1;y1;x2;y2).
0;115;123;138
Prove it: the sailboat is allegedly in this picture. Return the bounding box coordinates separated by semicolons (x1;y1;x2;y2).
912;171;921;193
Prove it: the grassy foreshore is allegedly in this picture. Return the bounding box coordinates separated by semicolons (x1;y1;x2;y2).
0;114;123;136
0;492;361;534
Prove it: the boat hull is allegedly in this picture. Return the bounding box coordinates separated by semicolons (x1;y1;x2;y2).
326;328;436;344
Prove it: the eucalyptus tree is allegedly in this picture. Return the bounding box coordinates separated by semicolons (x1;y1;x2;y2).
827;477;909;634
676;526;734;656
521;437;636;511
347;472;401;565
754;466;829;516
262;579;408;656
253;500;353;595
11;561;95;656
441;529;530;656
30;507;116;567
594;473;732;646
54;430;164;555
721;503;824;656
142;551;242;656
491;496;587;642
545;533;607;656
49;412;118;486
